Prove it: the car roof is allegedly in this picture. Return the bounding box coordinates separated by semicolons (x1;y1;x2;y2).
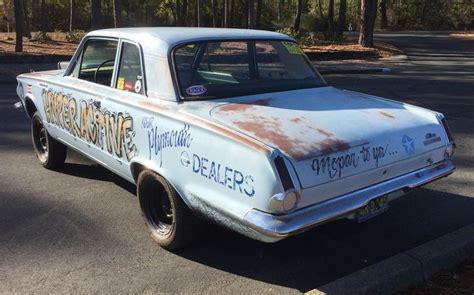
86;27;293;55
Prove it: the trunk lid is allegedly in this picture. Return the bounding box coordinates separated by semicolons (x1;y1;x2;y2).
209;87;447;188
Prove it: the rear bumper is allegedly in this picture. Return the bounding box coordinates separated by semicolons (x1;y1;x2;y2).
243;160;455;242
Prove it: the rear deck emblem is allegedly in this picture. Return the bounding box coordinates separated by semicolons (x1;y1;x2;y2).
402;135;415;155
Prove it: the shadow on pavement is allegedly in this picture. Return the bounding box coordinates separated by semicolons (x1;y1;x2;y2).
175;188;474;292
57;161;136;196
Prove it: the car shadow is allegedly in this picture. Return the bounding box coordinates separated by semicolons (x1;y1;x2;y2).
172;188;474;292
57;151;136;196
51;150;474;292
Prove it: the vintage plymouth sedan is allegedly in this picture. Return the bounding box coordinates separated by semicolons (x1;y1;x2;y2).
16;28;456;250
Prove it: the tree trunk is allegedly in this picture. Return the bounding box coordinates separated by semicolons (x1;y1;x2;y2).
175;0;181;26
211;0;217;27
181;0;188;26
194;0;200;27
328;0;335;37
379;0;387;29
14;0;24;52
40;0;47;32
463;0;472;29
256;0;262;29
113;0;122;28
248;0;255;29
69;0;75;31
229;0;235;27
358;0;377;47
294;0;302;32
32;0;38;31
222;0;227;27
22;0;31;38
336;0;346;40
317;0;324;20
277;0;282;21
90;0;102;30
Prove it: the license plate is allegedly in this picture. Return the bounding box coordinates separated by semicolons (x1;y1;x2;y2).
356;195;389;223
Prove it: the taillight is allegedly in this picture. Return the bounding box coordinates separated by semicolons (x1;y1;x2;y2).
441;118;454;143
274;156;294;191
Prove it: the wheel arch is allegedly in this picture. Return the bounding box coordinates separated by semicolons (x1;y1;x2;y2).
24;95;38;119
130;161;193;208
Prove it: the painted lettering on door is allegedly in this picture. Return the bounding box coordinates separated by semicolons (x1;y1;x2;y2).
42;89;137;161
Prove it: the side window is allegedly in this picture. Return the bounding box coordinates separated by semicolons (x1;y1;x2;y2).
116;42;145;95
72;39;118;86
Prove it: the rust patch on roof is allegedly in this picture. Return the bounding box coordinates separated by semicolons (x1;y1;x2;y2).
379;111;395;119
290;117;303;124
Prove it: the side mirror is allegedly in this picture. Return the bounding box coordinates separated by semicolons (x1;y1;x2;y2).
57;61;70;70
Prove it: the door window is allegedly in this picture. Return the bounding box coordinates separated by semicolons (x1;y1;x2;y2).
115;42;145;95
72;39;118;86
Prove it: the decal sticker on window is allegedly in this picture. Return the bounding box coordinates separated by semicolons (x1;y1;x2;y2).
186;85;207;96
117;77;125;90
124;81;134;91
282;41;304;55
134;80;142;93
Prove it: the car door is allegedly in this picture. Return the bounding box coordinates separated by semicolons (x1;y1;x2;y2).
88;39;147;178
55;37;121;170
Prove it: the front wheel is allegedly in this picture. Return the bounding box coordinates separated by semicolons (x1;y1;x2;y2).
137;171;201;250
31;111;67;169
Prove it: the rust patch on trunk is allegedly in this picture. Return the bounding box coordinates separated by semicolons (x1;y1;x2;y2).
379;111;395;119
217;98;272;113
253;98;272;106
318;138;350;155
234;116;306;158
234;115;349;160
136;101;270;155
290;117;303;124
218;104;255;113
316;128;333;137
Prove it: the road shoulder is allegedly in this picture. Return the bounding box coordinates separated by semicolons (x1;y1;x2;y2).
307;223;474;295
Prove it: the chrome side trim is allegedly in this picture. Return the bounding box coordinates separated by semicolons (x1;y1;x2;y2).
243;160;455;240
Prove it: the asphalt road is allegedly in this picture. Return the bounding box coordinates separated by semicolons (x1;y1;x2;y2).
1;32;473;293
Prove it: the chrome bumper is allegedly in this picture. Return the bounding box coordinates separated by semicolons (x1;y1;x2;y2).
243;160;455;242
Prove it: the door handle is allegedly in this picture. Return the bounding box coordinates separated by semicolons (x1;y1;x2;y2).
93;100;101;109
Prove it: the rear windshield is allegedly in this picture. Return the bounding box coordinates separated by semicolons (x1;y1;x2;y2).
173;40;325;99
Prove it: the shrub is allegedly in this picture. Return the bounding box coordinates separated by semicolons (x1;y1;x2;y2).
276;27;320;46
31;31;51;42
66;30;85;43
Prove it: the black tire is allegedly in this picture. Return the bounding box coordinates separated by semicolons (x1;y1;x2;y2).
31;111;67;169
137;170;200;250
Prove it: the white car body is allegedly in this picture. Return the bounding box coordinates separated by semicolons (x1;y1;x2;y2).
16;28;455;243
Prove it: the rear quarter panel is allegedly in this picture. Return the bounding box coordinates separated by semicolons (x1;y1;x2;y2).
17;72;283;221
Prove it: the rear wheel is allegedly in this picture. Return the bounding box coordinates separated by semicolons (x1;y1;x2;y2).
31;112;67;169
137;171;200;250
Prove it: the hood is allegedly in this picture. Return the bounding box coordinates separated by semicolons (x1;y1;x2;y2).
205;87;447;188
